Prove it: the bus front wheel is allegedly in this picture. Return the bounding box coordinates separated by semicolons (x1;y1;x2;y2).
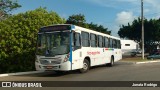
54;71;66;75
79;59;90;73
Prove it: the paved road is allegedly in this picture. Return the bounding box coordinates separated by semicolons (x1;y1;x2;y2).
0;62;160;90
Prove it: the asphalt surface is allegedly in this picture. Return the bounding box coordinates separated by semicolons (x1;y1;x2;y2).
1;62;160;90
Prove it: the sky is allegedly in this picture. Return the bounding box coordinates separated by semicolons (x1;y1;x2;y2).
12;0;160;37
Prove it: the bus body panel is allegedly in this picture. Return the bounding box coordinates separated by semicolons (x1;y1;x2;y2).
71;49;83;70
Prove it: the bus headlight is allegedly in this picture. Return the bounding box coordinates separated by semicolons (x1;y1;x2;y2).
64;53;70;62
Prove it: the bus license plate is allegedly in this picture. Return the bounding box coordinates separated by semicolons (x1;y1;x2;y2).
46;66;53;69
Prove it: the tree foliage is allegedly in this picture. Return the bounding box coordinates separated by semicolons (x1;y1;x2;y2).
0;0;21;20
88;22;111;34
118;17;160;51
0;7;65;73
66;14;111;34
66;14;87;27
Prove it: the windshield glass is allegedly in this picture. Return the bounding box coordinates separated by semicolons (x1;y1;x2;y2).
37;31;70;56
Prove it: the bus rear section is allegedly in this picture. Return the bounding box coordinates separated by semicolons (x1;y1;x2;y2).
71;30;122;72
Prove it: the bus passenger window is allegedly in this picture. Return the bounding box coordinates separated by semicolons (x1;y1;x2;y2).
81;32;90;47
90;34;97;47
74;33;81;47
109;38;113;48
98;35;103;47
104;37;109;48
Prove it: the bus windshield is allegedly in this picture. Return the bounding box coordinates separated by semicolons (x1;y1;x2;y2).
36;31;70;56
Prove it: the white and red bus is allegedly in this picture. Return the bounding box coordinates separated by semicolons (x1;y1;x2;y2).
35;24;122;73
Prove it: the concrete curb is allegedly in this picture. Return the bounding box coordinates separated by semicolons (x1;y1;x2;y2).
119;60;160;65
135;60;160;64
0;71;45;77
117;61;136;64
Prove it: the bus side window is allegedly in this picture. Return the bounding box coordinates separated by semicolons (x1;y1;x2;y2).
81;31;90;47
98;35;103;48
118;40;121;49
74;33;81;46
73;32;81;50
113;39;116;48
116;40;119;49
90;33;97;47
109;38;113;48
104;37;109;48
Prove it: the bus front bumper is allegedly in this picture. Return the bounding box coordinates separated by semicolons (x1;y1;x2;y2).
35;61;71;71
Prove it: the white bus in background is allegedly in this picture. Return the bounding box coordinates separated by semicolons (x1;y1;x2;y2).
121;40;140;55
35;24;122;73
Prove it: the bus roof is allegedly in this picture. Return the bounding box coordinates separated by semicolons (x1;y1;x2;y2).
73;25;120;40
40;24;120;40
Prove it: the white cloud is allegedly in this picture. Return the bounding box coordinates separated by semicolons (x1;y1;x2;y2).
110;11;135;37
86;0;138;9
60;13;68;19
87;0;160;17
144;0;160;18
145;0;160;9
116;11;135;25
86;0;117;8
110;25;120;37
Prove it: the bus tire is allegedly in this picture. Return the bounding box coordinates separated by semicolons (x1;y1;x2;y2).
55;71;66;75
79;59;90;73
107;56;114;67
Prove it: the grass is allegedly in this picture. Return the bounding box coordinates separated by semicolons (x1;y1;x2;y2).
120;57;148;62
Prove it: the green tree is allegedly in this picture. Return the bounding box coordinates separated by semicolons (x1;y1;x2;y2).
0;0;21;20
0;7;65;73
88;22;111;34
66;14;111;34
66;14;87;27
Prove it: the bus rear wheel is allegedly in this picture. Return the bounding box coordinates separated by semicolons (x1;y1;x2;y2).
79;59;90;73
107;56;114;67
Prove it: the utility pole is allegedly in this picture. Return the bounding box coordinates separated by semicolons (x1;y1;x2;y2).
141;0;144;59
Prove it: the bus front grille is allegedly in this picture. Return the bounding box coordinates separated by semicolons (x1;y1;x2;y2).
40;59;61;65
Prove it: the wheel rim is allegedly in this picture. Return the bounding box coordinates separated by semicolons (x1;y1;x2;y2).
111;57;114;65
83;62;88;70
111;60;114;65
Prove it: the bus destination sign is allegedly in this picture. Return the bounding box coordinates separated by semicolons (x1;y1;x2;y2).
40;25;71;32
